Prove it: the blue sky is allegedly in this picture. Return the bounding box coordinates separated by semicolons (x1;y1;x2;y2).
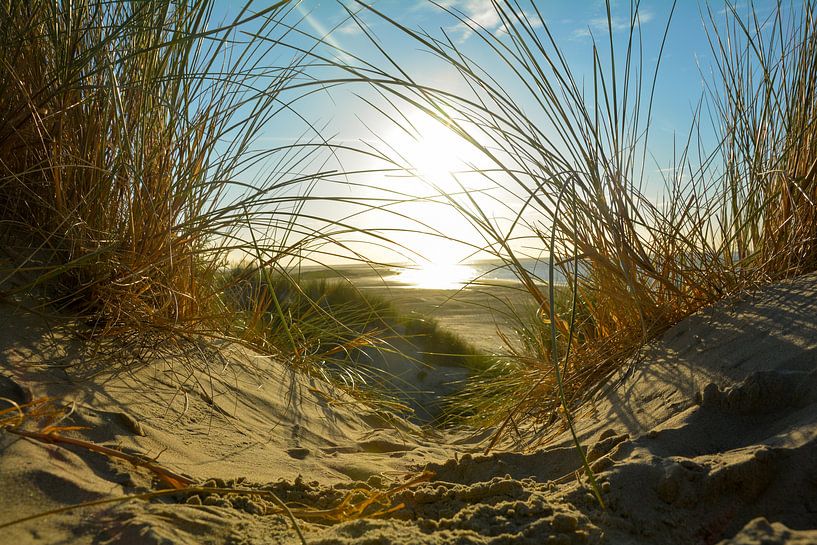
284;0;731;141
213;1;782;265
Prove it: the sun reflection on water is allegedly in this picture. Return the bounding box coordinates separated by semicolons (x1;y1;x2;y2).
394;262;477;290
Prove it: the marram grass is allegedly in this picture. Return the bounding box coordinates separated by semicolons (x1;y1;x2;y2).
0;0;300;338
0;0;431;411
310;0;817;436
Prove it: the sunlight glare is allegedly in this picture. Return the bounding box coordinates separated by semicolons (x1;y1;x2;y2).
386;112;482;194
395;238;477;289
395;261;476;290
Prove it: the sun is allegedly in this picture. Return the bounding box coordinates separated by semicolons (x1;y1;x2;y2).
374;111;497;285
395;258;477;290
407;126;464;190
384;111;483;195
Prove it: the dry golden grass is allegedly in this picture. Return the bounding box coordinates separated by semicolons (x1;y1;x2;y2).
0;1;320;350
0;1;426;413
318;0;817;445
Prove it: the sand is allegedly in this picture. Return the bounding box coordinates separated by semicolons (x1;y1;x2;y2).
1;273;817;544
303;264;535;352
356;280;534;353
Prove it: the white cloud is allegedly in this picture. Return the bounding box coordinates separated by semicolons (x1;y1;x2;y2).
435;0;500;44
573;9;654;40
336;19;364;36
449;0;501;30
441;1;551;43
410;1;546;44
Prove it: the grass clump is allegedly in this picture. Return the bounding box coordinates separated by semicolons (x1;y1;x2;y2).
0;0;316;343
326;0;817;436
223;266;493;417
0;0;398;403
708;1;817;278
230;267;491;368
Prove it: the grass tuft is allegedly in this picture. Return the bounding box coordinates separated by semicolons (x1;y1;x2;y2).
0;0;313;343
317;0;817;443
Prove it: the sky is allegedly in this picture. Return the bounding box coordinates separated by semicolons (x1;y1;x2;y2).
212;1;783;267
292;1;710;138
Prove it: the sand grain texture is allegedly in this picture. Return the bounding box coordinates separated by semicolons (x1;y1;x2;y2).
2;274;817;544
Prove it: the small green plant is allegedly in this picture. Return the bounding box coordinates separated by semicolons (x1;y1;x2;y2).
222;266;493;415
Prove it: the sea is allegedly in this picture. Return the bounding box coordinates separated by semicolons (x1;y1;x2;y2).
391;257;569;289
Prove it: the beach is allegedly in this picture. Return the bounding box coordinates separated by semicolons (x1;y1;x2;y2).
2;2;816;543
2;272;816;544
351;267;536;353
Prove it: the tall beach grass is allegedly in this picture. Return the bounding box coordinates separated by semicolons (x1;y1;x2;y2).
306;0;817;438
0;0;306;338
0;0;420;411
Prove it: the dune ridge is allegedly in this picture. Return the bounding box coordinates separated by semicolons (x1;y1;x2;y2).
2;273;816;544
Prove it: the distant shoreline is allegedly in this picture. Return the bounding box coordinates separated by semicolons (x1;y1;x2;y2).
355;276;535;354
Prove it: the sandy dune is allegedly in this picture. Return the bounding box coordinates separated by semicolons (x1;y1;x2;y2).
1;273;816;544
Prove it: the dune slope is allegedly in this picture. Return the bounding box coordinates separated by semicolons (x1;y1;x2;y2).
2;273;817;544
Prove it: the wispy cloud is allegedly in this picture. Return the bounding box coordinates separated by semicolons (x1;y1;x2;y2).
572;10;654;39
717;2;748;17
429;1;547;43
295;4;354;63
336;19;364;37
443;0;501;30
